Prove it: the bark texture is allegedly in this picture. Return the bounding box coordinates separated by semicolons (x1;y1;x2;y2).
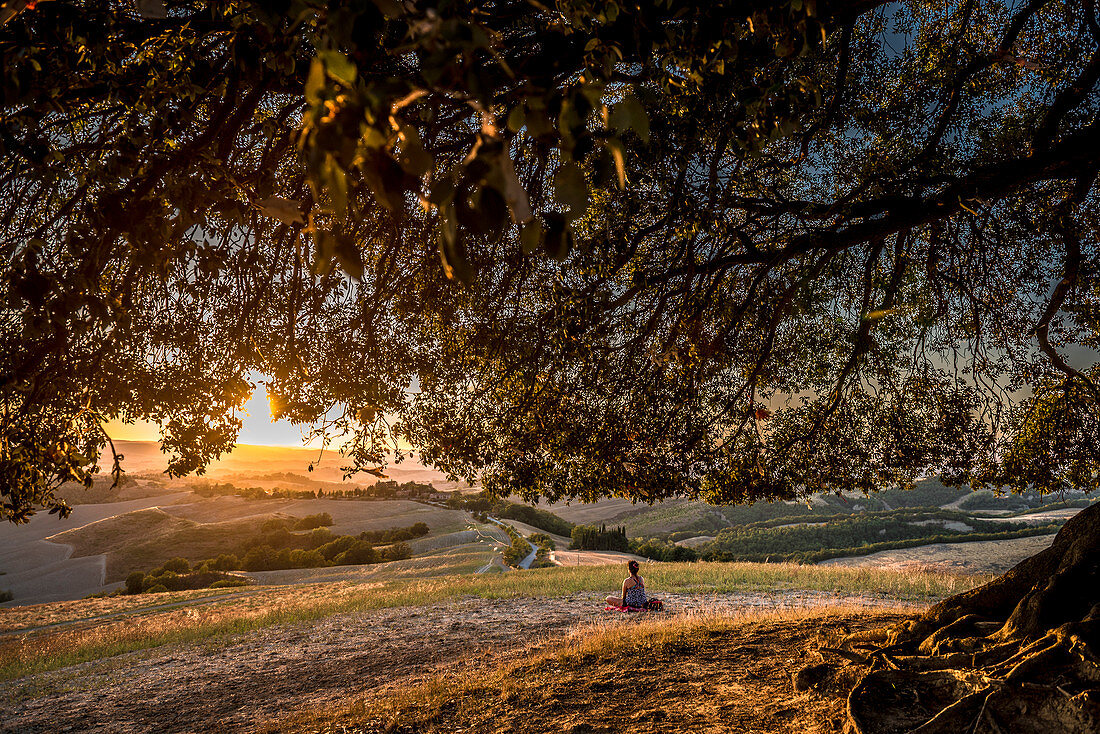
804;502;1100;733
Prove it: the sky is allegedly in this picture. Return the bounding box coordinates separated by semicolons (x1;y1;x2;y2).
103;382;319;447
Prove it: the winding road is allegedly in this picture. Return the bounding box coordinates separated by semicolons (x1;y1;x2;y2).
475;517;538;571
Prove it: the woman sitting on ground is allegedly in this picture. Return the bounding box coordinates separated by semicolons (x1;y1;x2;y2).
606;560;658;609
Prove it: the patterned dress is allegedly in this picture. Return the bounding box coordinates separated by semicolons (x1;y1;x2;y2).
624;577;647;608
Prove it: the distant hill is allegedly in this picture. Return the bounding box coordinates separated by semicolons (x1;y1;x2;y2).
99;440;464;488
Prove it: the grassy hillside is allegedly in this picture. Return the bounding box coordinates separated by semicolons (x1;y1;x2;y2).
279;606;910;734
537;480;981;540
0;561;989;682
694;509;1062;564
49;508;277;581
51;477;175;506
47;498;472;582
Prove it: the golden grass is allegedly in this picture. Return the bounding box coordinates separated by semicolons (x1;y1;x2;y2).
0;561;986;682
273;602;912;734
50;498;474;582
49;508;277;582
0;587;250;633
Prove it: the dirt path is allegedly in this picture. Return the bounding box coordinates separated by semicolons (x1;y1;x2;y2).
0;592;914;733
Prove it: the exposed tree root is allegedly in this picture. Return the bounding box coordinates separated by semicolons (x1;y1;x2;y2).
797;502;1100;733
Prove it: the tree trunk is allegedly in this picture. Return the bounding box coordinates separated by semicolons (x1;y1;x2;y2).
814;502;1100;733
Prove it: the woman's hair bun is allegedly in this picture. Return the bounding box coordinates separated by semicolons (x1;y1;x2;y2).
628;560;640;573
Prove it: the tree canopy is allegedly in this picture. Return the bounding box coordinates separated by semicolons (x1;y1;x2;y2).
2;0;1098;522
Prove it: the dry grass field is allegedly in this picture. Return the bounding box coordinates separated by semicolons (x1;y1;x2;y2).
542;497;657;524
280;605;912;734
0;492;195;605
541;497;730;536
551;549;648;566
819;533;1058;575
49;507;276;582
0;560;988;685
243;542;500;586
42;498;472;585
495;519;572;548
51;478;178;506
164;497;470;536
409;527;511;554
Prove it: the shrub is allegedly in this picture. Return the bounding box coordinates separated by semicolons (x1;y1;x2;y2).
286;548;327;568
358;523;431;544
256;526;295;550
455;493;493;513
210;578;250;589
381;542;412;562
491;500;575;536
242;544;278;571
501;527;532;566
274;548;293;568
631;538;698;562
307;527;335;548
333;540;378;565
261;517;291;533
317;535;357;560
570;524;631;551
0;590;13;603
294;512;334;530
157;570;181;589
146;584;169;593
529;533;556;551
162;557;190;573
125;571;145;595
212;553;240;571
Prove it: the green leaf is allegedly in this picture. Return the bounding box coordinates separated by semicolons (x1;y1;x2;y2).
334;234;364;280
305;58;326;104
438;207;472;284
609;94;650;143
135;0;167;19
520;220;543;254
476;186;510;240
605;137;626;189
319;51;357;87
397;124;432;176
487;150;532;224
370;0;404;17
254;196;304;226
557;97;581;151
554;163;588;221
312;231;335;275
428;176;456;207
322;155;348;214
506;105;526;133
360;151;409;214
542;213;572;261
360;125;388;150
